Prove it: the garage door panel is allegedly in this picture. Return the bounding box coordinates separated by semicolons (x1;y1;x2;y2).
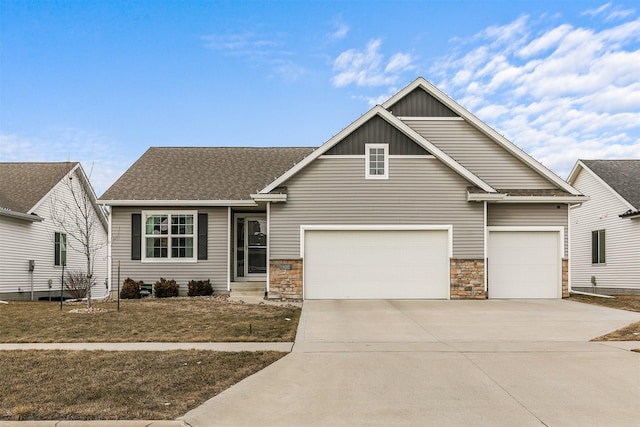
304;229;449;300
488;231;560;299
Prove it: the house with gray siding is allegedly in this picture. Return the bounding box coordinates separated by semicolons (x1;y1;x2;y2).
0;162;109;300
99;77;586;300
568;160;640;294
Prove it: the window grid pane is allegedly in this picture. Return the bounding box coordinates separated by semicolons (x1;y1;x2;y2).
145;214;194;259
146;215;168;235
369;147;385;175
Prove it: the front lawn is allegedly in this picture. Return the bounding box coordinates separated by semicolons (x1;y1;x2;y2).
0;297;300;343
0;350;285;421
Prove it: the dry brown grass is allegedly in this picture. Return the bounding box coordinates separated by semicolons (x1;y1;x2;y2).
568;294;640;313
0;297;300;343
568;294;640;342
0;350;285;421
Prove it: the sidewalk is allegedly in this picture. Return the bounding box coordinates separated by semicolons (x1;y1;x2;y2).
0;342;293;351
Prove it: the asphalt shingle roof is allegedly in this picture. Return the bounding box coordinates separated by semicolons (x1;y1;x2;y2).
0;162;77;213
582;160;640;210
99;147;316;201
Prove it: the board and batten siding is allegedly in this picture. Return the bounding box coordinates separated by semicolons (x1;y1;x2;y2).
270;156;484;259
570;169;640;290
487;204;569;258
110;206;228;292
403;119;556;190
0;170;108;299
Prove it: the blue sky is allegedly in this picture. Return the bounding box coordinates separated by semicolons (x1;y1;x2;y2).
1;0;639;195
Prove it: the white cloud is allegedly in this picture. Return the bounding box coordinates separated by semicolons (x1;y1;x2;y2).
430;12;640;178
582;2;635;22
202;31;304;81
582;3;612;17
330;22;350;40
0;130;129;195
332;39;414;87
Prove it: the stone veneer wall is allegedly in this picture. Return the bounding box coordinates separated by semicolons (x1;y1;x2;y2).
562;258;569;298
269;259;303;300
450;258;486;299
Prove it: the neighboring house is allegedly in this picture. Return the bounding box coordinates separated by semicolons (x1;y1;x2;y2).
567;160;640;295
99;77;587;300
0;162;109;300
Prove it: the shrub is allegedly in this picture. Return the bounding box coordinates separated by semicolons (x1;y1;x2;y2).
64;270;95;300
188;279;213;297
154;278;179;298
120;278;141;299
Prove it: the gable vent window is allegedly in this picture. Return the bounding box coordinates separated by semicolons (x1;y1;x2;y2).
365;143;389;179
591;229;605;264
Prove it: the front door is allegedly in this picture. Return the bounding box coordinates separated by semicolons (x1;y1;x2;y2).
235;215;267;279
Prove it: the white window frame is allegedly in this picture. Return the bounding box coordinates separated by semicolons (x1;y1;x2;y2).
54;232;67;267
365;143;389;179
591;229;606;265
142;210;197;262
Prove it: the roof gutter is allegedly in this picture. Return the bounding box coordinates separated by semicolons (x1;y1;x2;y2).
251;193;287;202
97;199;258;207
619;210;640;219
0;210;44;222
467;192;590;203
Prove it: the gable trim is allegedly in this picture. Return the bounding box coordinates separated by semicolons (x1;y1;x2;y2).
29;162;109;231
383;78;581;195
567;160;636;211
0;209;44;222
397;116;463;121
260;105;495;194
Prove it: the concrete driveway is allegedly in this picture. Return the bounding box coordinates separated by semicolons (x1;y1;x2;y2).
182;300;640;427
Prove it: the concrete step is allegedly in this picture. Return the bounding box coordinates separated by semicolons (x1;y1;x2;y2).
230;282;266;298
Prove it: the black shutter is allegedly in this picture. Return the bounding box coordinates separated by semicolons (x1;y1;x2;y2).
132;213;142;260
198;213;208;260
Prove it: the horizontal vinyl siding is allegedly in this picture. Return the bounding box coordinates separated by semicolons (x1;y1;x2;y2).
404;119;556;189
110;207;228;292
487;204;568;258
570;170;640;290
270;157;484;259
0;171;109;299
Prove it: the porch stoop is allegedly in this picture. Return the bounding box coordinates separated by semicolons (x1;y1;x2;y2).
230;282;267;299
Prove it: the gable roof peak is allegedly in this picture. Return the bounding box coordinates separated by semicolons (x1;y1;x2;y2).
0;161;78;214
383;78;581;195
572;159;640;210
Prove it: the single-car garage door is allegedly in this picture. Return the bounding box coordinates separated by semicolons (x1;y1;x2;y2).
488;230;561;299
303;228;450;299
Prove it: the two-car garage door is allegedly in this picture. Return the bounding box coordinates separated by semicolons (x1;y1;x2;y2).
304;228;450;299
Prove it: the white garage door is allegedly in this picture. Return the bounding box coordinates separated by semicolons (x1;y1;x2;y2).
304;229;450;299
488;230;561;299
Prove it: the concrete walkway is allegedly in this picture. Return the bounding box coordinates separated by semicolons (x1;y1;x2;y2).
181;300;640;427
0;342;293;352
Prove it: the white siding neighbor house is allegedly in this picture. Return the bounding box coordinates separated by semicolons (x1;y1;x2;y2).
0;162;109;300
100;77;587;300
568;160;640;294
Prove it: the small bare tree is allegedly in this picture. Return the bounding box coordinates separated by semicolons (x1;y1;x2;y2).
50;163;107;309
